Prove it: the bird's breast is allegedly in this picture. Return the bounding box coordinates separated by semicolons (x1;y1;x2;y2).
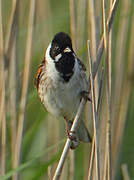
38;73;82;119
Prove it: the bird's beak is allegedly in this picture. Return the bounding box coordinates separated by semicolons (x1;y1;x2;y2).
63;47;72;53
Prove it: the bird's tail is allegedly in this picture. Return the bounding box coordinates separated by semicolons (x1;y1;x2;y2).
76;120;92;143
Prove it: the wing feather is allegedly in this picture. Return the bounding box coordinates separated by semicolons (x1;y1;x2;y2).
34;60;45;89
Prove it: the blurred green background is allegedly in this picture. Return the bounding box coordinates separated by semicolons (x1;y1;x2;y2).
1;0;134;179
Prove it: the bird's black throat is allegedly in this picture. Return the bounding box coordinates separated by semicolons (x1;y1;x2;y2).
54;53;75;82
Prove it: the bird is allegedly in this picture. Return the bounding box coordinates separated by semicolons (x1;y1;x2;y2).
34;32;92;149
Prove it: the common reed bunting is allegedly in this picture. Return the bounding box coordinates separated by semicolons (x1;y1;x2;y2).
35;32;92;149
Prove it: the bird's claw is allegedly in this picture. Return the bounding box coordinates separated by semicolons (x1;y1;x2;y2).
80;91;92;102
67;130;77;141
67;130;80;150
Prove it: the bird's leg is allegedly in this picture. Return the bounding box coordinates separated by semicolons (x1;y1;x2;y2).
80;90;92;102
64;118;77;141
64;117;80;149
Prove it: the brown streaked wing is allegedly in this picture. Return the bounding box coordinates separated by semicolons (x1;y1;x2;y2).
34;59;45;89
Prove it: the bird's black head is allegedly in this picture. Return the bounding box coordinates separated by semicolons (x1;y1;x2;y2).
48;32;75;82
50;32;73;60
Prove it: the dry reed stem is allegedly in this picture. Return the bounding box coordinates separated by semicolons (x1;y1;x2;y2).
5;2;19;169
6;2;18;172
102;0;107;50
97;70;106;180
0;0;4;128
88;0;99;110
83;1;97;177
97;68;104;115
1;109;6;175
88;65;103;180
121;164;130;180
103;58;111;180
0;68;6;175
69;0;77;51
106;0;113;178
102;1;108;177
69;151;75;180
88;0;97;59
107;0;112;97
76;0;86;52
88;68;104;180
5;0;18;59
13;0;35;179
53;1;119;178
69;1;85;179
93;1;119;175
105;47;112;179
127;14;134;78
0;0;4;125
9;39;17;174
102;0;112;179
94;2;119;176
88;138;95;180
88;40;100;180
69;3;76;175
53;98;86;180
93;0;119;78
0;0;6;175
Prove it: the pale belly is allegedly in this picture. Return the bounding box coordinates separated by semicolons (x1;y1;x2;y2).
38;78;83;120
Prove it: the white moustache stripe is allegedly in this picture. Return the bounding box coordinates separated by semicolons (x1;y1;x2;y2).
55;53;62;62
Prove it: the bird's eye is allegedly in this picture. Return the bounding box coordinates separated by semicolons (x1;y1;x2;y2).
54;44;60;50
50;44;61;58
54;45;60;55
